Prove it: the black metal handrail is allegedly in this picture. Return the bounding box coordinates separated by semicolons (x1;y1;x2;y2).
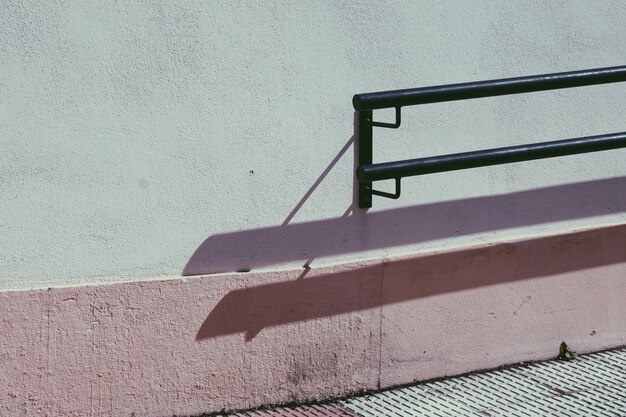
355;65;626;208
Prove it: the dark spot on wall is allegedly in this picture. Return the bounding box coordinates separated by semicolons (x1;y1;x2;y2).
287;361;308;386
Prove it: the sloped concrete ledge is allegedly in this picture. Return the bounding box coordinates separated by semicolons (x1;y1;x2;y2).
1;224;624;416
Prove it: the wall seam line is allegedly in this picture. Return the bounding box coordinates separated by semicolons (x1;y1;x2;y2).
377;253;388;390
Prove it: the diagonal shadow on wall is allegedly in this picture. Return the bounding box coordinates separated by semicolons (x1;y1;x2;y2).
188;114;626;342
196;223;626;341
184;176;626;276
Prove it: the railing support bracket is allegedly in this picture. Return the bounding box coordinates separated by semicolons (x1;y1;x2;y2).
371;107;402;129
369;177;401;200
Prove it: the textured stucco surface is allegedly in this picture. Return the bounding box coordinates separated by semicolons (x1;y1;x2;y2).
1;1;626;290
0;224;624;416
0;263;383;417
2;2;626;414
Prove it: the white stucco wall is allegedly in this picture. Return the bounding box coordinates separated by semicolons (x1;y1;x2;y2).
1;1;626;291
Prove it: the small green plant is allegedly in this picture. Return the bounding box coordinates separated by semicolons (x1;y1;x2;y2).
557;341;577;361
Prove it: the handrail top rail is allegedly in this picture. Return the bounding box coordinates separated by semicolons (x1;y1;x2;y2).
353;65;626;111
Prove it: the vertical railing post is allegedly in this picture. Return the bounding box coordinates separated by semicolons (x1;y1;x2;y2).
358;110;373;208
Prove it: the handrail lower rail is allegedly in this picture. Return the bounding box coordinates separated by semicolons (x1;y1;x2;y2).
358;132;626;183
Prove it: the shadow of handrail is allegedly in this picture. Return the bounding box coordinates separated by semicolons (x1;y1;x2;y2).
196;223;626;341
184;177;626;276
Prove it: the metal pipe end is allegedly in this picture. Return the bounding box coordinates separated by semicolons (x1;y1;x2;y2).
356;166;366;182
352;94;364;111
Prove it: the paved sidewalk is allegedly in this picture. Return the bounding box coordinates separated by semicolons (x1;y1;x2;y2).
220;347;626;417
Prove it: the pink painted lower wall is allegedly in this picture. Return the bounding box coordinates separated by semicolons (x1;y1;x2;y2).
1;224;625;416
